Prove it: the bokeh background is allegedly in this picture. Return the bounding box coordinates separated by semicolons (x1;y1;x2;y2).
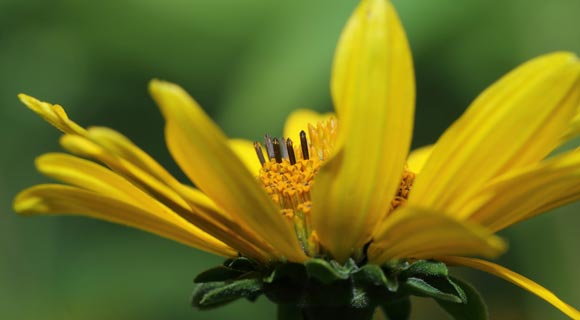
1;0;580;319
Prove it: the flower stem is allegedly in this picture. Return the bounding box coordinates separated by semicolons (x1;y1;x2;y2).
277;304;375;320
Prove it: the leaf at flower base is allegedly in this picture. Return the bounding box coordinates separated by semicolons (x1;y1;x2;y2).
403;277;463;303
352;264;389;287
435;277;488;320
401;260;449;278
226;256;260;272
381;296;411;320
193;266;247;283
305;258;353;284
263;262;307;284
263;263;307;304
192;279;262;309
351;286;370;309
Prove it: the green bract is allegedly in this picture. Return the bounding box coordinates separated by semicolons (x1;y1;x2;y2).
192;258;487;320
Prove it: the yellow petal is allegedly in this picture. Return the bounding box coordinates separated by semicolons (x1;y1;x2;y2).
86;127;185;188
411;52;580;215
407;145;433;174
311;0;415;262
441;256;580;319
60;133;274;261
14;184;236;257
368;207;506;264
18;94;86;135
464;149;580;232
228;139;261;177
283;109;335;144
149;80;306;262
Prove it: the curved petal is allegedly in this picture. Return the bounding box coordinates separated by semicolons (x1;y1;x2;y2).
368;207;506;264
283;109;335;144
463;149;580;232
149;80;306;262
61;132;274;261
18;94;86;135
86;127;186;188
228;139;261;177
441;256;580;319
411;53;580;215
14;184;236;257
407;144;433;174
311;0;415;262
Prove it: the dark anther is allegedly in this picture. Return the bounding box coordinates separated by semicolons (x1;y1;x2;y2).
286;138;296;165
253;142;266;166
300;130;309;160
264;134;274;160
280;136;288;159
273;138;283;163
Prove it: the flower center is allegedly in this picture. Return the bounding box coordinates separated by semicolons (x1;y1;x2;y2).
253;118;338;255
253;117;415;257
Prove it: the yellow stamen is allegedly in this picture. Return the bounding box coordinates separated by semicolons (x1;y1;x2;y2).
389;168;415;213
255;116;415;258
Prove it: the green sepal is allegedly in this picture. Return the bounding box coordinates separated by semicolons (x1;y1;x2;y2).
381;296;411;320
401;260;449;278
194;257;262;283
403;277;463;303
226;257;260;272
264;262;307;284
193;266;247;283
435;277;488;320
352;264;389;287
263;263;307;304
191;279;262;309
304;258;356;284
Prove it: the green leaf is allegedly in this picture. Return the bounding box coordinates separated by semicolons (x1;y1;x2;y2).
263;263;306;284
352;265;388;287
382;296;411;320
305;259;351;284
403;277;462;303
193;266;246;283
192;279;262;309
435;277;488;320
401;260;449;278
226;257;260;272
263;263;307;304
350;286;370;309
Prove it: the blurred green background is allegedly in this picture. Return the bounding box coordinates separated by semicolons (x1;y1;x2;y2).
1;0;580;319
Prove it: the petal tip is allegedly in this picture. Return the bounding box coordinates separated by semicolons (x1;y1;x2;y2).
13;191;43;214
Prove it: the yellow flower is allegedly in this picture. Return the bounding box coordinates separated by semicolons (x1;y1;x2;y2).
13;0;580;317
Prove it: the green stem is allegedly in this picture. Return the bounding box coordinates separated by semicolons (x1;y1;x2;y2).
277;304;375;320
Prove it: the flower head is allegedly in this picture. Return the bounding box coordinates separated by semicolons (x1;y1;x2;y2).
14;0;580;318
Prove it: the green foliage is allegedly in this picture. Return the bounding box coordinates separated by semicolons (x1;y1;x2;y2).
436;277;488;320
192;258;488;320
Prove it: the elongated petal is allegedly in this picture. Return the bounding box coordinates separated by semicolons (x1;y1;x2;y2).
463;149;580;232
311;0;415;262
86;127;186;188
407;145;434;174
18;94;86;135
441;256;580;319
283;109;335;144
411;53;580;215
60;133;274;260
149;80;306;262
32;153;271;257
368;207;506;263
14;184;235;257
229;139;262;177
18;95;274;259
